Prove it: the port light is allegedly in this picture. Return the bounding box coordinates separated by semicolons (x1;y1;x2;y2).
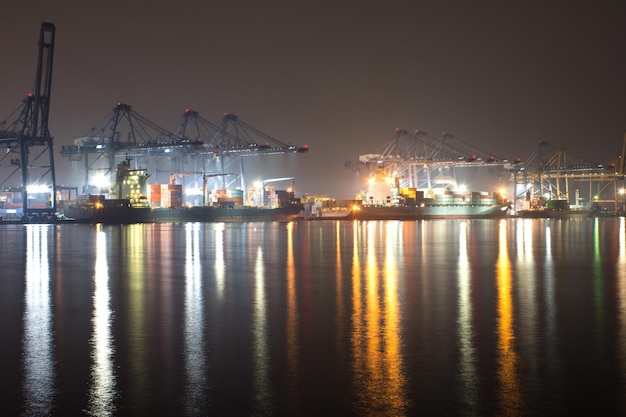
92;174;110;189
185;187;203;196
26;184;50;193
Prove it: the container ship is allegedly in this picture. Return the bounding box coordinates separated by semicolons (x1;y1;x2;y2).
62;160;304;224
304;168;509;220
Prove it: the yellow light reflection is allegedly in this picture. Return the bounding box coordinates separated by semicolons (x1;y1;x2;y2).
351;221;363;408
365;222;382;409
184;222;206;414
382;221;406;409
351;221;406;414
88;225;116;416
335;221;345;349
496;219;522;415
457;221;478;410
22;225;54;417
285;221;299;410
618;218;626;380
253;245;272;415
125;224;148;409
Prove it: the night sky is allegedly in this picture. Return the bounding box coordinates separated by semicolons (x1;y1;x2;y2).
1;1;625;198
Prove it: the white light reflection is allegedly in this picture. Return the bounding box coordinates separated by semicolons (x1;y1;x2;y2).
22;225;54;416
214;223;225;299
456;221;479;411
184;222;206;415
544;224;561;396
253;245;272;415
87;225;116;417
515;219;537;392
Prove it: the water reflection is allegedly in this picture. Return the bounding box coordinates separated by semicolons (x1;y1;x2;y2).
619;218;626;398
22;225;54;417
214;223;225;299
87;225;116;416
496;219;522;415
514;219;538;397
544;224;561;396
456;221;479;412
351;221;406;415
593;218;605;339
184;223;207;415
253;245;272;415
335;221;344;346
382;222;405;410
285;222;299;411
125;225;148;409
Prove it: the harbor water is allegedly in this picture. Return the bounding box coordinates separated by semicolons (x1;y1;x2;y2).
1;218;626;416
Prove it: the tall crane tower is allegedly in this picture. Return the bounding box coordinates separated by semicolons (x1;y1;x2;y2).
0;22;57;221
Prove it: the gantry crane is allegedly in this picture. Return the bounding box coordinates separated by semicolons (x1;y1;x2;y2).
60;107;309;201
346;128;516;190
0;22;57;221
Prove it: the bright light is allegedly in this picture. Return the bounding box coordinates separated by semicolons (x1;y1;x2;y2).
458;184;467;193
185;187;203;196
254;181;263;189
499;188;506;196
620;188;625;195
93;174;110;189
26;184;49;193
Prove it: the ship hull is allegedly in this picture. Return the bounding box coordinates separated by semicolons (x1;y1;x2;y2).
151;205;304;223
516;209;598;219
353;204;509;221
64;204;304;224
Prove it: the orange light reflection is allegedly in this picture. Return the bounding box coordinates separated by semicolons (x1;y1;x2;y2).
351;221;406;415
496;219;522;415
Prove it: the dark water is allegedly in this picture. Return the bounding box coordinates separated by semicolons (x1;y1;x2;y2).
1;218;625;416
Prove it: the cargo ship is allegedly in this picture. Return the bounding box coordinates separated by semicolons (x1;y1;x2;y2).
63;200;304;223
62;159;304;224
305;168;509;221
515;197;603;218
